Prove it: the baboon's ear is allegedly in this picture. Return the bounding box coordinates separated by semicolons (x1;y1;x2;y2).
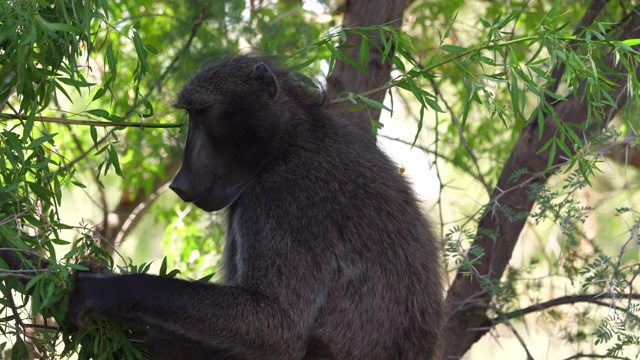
252;62;279;100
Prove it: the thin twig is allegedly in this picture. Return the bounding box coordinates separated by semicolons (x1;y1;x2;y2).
495;293;640;322
0;115;182;128
62;9;205;171
561;353;630;360
429;77;491;193
491;304;535;360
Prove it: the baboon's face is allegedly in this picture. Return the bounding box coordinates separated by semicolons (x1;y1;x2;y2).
169;62;280;212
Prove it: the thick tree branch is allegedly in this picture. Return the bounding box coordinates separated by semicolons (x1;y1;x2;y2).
444;7;640;359
326;0;407;134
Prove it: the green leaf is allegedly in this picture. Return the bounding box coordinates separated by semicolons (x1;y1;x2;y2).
554;49;566;61
510;71;520;119
546;140;556;170
132;31;149;74
41;281;56;307
57;77;95;88
440;44;468;54
359;36;370;68
159;257;168;276
621;38;640;46
43;22;81;33
71;180;87;188
199;273;215;282
90;126;98;145
27;133;57;149
22;111;35;141
144;44;159;54
355;94;392;112
423;95;444;113
291;56;318;70
108;145;123;176
556;138;571;158
25;273;46;291
50;238;71;246
92;87;107;101
87;109;110;119
326;44;366;74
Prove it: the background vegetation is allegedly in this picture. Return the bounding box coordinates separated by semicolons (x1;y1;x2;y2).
1;0;640;358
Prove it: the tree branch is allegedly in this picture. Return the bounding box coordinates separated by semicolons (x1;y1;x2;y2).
0;115;182;128
562;353;630;360
494;293;640;323
325;0;407;133
444;5;639;358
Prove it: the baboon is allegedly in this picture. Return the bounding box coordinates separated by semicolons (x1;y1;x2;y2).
67;55;444;359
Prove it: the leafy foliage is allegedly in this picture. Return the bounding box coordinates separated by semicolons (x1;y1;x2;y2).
2;0;640;359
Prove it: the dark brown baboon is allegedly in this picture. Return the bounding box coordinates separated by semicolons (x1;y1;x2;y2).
67;55;444;360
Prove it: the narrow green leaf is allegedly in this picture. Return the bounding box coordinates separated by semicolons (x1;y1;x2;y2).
412;106;425;146
355;94;392;112
144;44;159;54
160;257;168;276
132;31;149;73
54;80;73;102
556;138;572;158
25;273;46;291
326;44;366;74
621;38;640;46
71;180;87;189
87;109;110;119
537;108;545;140
92;87;107;101
510;71;520;119
291;56;318;70
27;133;57;149
90;126;98;145
22;111;35;141
440;44;468;54
57;77;95;87
43;22;81;33
41;281;56;307
547;141;557;170
423;94;444;113
359;36;369;67
199;273;215;282
108;145;123;176
50;238;71;245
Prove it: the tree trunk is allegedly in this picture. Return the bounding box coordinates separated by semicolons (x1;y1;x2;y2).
443;9;640;358
326;0;407;134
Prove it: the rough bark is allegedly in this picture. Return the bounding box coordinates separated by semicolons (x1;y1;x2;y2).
444;9;640;359
326;0;407;134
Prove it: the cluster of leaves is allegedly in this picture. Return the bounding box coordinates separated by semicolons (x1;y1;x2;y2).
0;0;162;358
3;0;640;358
0;1;329;358
404;2;640;356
